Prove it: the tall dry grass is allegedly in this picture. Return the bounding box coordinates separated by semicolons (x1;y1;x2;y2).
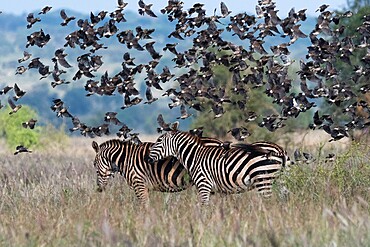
0;136;369;246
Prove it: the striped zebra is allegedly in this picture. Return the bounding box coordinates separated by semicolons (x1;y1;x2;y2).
148;128;288;204
91;136;225;203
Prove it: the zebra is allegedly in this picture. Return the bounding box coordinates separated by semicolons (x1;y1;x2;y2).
91;136;226;203
148;127;288;204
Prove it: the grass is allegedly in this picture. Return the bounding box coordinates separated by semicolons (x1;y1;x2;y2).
0;138;369;246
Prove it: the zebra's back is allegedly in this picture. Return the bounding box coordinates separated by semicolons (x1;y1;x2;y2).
148;131;288;204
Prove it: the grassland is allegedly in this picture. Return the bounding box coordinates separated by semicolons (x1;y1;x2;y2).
0;136;369;247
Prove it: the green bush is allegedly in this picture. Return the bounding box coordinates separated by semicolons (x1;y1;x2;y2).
0;105;40;149
282;142;370;202
0;105;69;151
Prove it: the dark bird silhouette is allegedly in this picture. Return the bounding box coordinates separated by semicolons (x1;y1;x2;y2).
18;51;32;63
38;65;51;79
104;112;122;125
50;98;64;112
127;132;142;145
138;0;157;17
323;125;350;142
123;52;136;66
325;153;336;163
39;6;52;15
0;85;13;95
69;116;83;132
211;102;225;118
60;9;75;26
28;57;44;69
220;2;231;17
8;97;22;114
93;124;110;137
135;26;155;39
13;83;26;101
117;0;128;9
143;41;162;59
14;145;32;155
26;29;50;48
144;86;158;104
52;48;72;68
163;43;179;55
51;70;70;88
228;127;251;141
57;107;73;118
116;124;132;138
50;98;72;118
121;95;143;109
157;114;172;133
15;66;27;75
177;104;192;119
22;119;37;129
26;13;41;29
316;4;329;12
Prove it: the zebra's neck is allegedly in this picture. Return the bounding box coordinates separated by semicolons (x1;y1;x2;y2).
115;142;149;182
174;132;207;174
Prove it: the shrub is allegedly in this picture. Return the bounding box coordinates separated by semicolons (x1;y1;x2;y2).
0;105;40;149
0;105;69;151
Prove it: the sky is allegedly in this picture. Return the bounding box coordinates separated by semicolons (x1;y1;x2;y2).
2;0;350;17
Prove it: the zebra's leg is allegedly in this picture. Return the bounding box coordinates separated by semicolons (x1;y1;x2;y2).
194;179;213;205
133;180;149;204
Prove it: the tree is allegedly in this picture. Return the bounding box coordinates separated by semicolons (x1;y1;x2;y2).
346;0;370;12
0;105;69;151
0;105;40;149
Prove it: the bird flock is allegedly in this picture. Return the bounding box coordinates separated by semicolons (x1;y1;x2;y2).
0;0;369;154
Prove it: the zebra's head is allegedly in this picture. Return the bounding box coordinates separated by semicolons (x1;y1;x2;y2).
92;141;118;192
148;131;178;163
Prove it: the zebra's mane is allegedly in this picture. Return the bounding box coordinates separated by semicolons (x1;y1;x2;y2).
180;131;202;144
99;139;123;148
100;139;151;148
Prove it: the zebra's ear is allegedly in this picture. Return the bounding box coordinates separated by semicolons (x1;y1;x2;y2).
171;121;179;132
92;141;99;153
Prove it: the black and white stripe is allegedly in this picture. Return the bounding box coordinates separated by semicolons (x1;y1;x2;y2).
148;131;288;204
92;137;225;203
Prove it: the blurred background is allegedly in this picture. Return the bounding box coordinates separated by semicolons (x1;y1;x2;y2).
0;0;368;151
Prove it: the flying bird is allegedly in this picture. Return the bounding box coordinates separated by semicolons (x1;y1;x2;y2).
26;13;41;29
60;9;75;26
8;98;22;114
177;104;192;119
13;83;26;101
220;2;231;17
138;0;157;17
104;112;122;125
117;0;128;9
39;6;52;15
228;127;251;141
14;145;32;155
0;85;13;95
144;86;158;104
18;51;32;63
157;114;172;133
15;66;27;75
52;48;72;68
22;119;37;129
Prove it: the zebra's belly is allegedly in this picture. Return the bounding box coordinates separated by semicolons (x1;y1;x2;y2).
205;170;253;194
213;175;253;194
148;180;193;192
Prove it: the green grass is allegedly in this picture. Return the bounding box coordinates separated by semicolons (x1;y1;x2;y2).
0;139;369;246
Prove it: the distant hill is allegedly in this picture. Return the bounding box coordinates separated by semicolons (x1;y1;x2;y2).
0;8;317;136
